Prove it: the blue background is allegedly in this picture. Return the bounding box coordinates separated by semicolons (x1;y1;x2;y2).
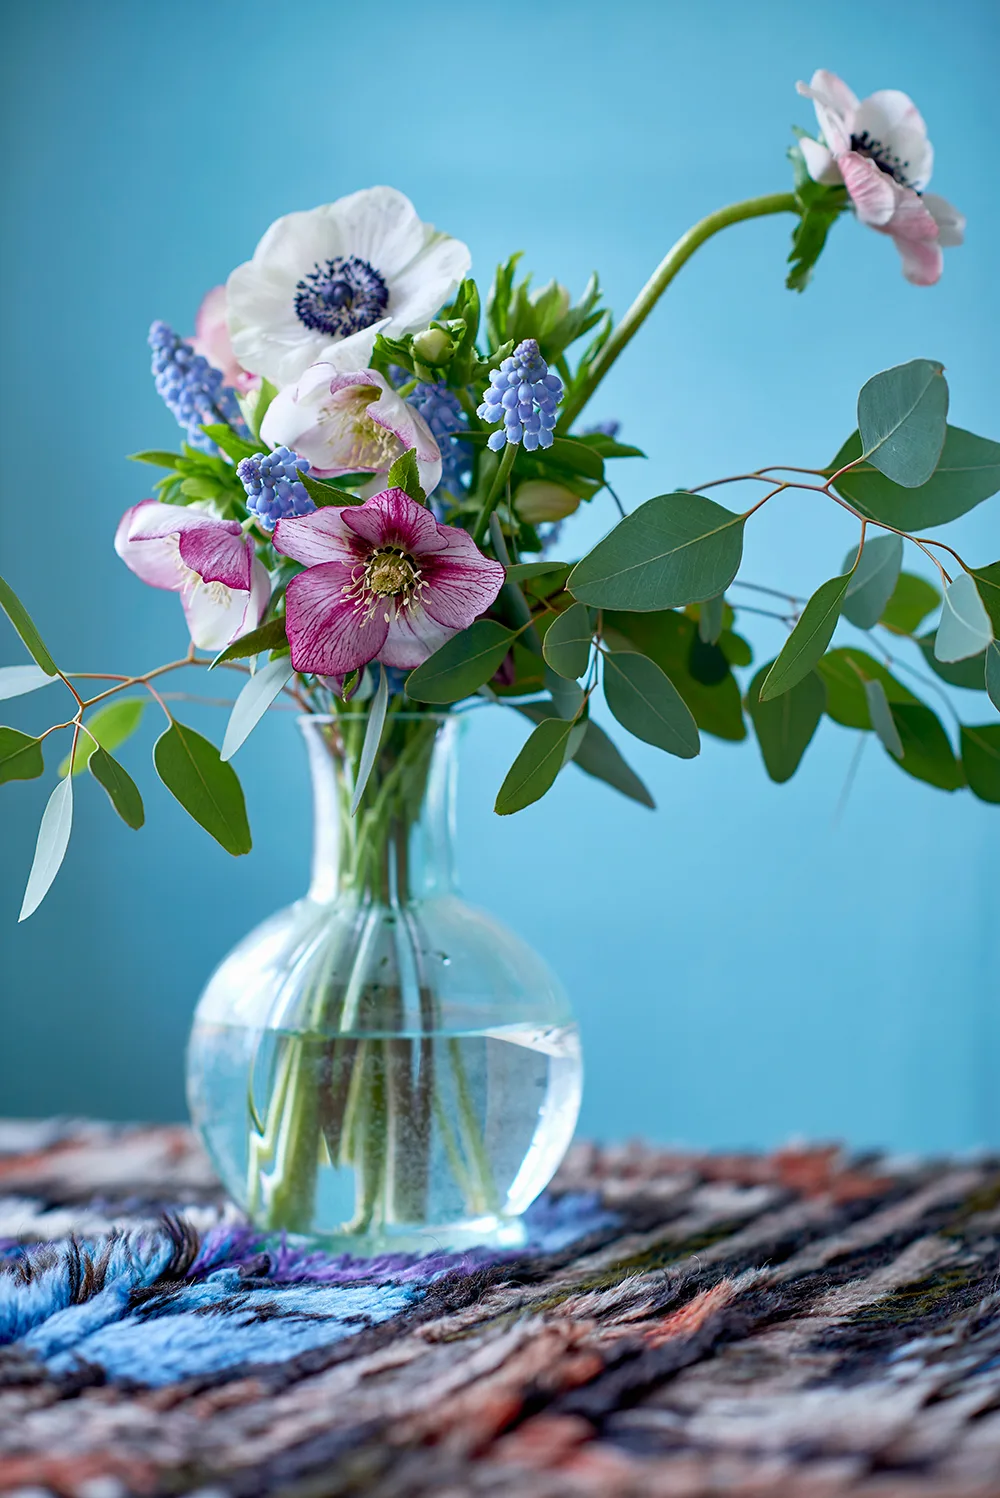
1;0;997;1153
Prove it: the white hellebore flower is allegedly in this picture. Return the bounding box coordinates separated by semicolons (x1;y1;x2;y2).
226;186;471;388
796;70;964;286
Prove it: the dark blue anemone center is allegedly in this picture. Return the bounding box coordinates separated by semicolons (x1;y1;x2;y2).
294;255;390;337
850;131;912;188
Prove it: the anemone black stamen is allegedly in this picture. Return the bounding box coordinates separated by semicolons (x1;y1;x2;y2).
293;255;390;337
850;131;912;188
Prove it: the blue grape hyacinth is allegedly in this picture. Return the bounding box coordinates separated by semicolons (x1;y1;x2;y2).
149;321;248;454
403;381;472;498
237;448;316;530
477;339;563;452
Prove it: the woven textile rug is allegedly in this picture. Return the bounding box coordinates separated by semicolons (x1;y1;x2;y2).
2;1123;1000;1496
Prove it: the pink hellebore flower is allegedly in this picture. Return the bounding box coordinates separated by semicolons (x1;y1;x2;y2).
260;365;442;495
796;70;964;286
115;501;270;651
191;286;259;395
272;487;505;676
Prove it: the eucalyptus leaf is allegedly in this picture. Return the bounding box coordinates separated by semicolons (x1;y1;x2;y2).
516;702;655;809
603;651;700;759
60;698;145;776
0;727;44;784
0;574;58;676
987;643;1000;715
935;573;994;663
19;774;73;921
864;678;904;759
350;666;389;815
890;703;964;791
817;648;918;730
604;609;745;742
221;658;294;760
0;665;58;702
544;667;586;720
568;492;745;611
972;563;1000;636
154;720;252;855
698;594;724;645
505;561;569;585
747;665;825;782
857;358;948;488
89;747;144;829
406;620;516;703
211;616;289;667
879;572;940;634
495;716;579;815
688;634;729;685
960;724;1000;803
542;602;593;680
841;534;903;630
917;633;986;690
830;426;1000;530
759;573;852;701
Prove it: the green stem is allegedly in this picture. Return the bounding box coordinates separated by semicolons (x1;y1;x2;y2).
559;192;798;431
472;440;518;545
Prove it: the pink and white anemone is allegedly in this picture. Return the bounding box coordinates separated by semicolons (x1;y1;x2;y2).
260;365;442;496
115;501;270;651
191;286;258;395
272;487;505;676
796;69;964;286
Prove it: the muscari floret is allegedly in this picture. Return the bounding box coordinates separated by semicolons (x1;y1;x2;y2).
148;321;247;453
477;338;563;452
237;447;316;531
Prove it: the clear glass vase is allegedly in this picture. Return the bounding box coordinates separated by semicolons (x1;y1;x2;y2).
186;711;582;1251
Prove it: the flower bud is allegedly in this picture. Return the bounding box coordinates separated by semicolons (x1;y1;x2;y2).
513;480;580;525
412;327;454;366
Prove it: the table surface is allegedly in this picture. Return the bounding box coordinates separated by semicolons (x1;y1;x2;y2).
2;1122;1000;1498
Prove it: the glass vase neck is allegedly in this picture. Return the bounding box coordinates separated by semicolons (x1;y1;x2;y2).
301;712;460;906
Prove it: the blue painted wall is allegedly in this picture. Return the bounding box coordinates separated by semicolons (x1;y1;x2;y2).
1;0;997;1152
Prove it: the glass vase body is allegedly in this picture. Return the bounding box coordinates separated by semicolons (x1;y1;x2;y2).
186;712;582;1250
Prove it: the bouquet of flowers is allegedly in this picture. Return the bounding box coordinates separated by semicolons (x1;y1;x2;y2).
2;69;997;927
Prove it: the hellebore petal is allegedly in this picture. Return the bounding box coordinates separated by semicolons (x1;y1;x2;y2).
192;285;257;394
284;561;390;676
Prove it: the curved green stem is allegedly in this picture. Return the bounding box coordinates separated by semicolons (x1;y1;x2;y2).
472;441;518;545
559;192;798;431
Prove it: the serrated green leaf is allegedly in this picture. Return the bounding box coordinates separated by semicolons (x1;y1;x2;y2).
830;425;1000;530
0;665;58;702
386;448;425;502
890;703;964;791
841;534;903;630
298;470;363;508
19;774;73;921
879;572;940;634
495;716;579;815
569;493;745;612
0;727;44;784
200;425;262;464
0;574;58;676
542;602;592;680
747;665;825;782
604;609;745;742
760;573;851;701
128;450;183;469
154;721;251;855
864;678;904;759
817;648;918;729
960;724;1000;803
406;620;517;704
89;747;144;829
60;698;145;776
857;359;948;488
603;651;700;759
987;643;1000;714
211;616;289;667
935;573;994;663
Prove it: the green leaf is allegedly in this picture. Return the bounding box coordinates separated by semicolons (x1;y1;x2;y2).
386;448;425;502
60;698;145;776
89;747;144;829
221;657;294;761
603;651;700;759
604;609;746;742
200;425;262;464
698;594;724;645
0;665;58;702
406;620;516;704
857;358;948;488
517;703;655;808
864;679;904;759
211;616;289;667
574;433;646;460
890;703;964;791
247;377;278;440
719;629;753;668
830;425;1000;530
19;774;73;921
297;470;363;508
759;573;852;701
495;716;580;815
540;437;605;482
935;573;994;663
128;450;183;469
569;493;745;612
544;666;586;720
973;563;1000;635
960;724;1000;803
0;574;58;676
817;648;918;729
987;643;1000;715
879;572;940;634
542;602;592;680
917;633;986;690
0;726;44;784
350;665;389;815
505;561;568;585
841;534;903;630
153;720;252;855
747;665;825;783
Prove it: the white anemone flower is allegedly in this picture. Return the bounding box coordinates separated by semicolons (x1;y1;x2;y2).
226;187;471;388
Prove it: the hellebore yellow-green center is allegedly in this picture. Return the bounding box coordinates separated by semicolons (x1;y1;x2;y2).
365;548;419;598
